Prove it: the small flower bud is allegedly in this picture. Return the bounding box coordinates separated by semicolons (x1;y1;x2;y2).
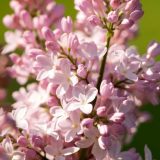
147;41;160;58
125;0;139;12
46;2;55;12
68;34;79;52
61;16;73;33
41;27;55;41
88;15;101;26
20;10;33;29
81;118;94;128
10;0;22;13
109;112;125;123
96;106;107;117
100;80;113;98
3;15;15;28
120;19;134;29
45;41;60;52
110;0;121;10
107;11;119;23
130;10;144;22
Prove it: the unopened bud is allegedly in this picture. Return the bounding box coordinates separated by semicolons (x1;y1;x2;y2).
96;106;107;117
110;0;121;10
107;11;119;23
130;10;144;22
88;15;101;26
147;41;160;58
109;112;125;123
61;16;73;33
81;118;94;128
120;19;134;29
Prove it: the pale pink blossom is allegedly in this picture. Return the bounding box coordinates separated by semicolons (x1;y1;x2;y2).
58;111;82;142
2;31;23;54
68;84;97;114
45;139;79;160
35;53;57;81
0;0;158;159
2;137;25;160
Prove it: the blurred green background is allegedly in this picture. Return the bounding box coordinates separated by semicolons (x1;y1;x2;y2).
0;0;160;159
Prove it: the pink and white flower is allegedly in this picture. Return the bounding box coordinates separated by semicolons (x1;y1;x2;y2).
68;84;98;114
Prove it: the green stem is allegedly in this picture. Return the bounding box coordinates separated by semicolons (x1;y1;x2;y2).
91;25;114;108
96;33;112;92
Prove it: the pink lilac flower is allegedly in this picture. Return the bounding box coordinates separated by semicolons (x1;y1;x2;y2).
68;84;98;114
44;138;79;160
0;0;159;160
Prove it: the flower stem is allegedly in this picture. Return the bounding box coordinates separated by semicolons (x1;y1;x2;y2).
92;25;114;108
96;34;112;92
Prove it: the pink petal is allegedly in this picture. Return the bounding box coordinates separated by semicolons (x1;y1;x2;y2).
80;104;93;114
36;55;52;69
62;147;79;156
86;87;98;103
125;71;138;82
75;138;93;148
65;130;76;142
56;83;69;98
67;102;81;111
37;70;50;81
145;145;152;160
91;142;106;160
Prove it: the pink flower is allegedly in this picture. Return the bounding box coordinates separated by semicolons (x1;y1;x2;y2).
53;60;78;98
2;137;13;155
1;137;25;160
45;139;79;160
58;111;82;142
12;104;50;132
68;84;98;114
108;48;141;82
12;83;49;109
115;62;139;82
0;0;158;159
59;33;79;54
2;31;23;54
35;53;57;81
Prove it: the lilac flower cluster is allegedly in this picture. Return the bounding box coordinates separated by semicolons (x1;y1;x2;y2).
0;0;159;159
